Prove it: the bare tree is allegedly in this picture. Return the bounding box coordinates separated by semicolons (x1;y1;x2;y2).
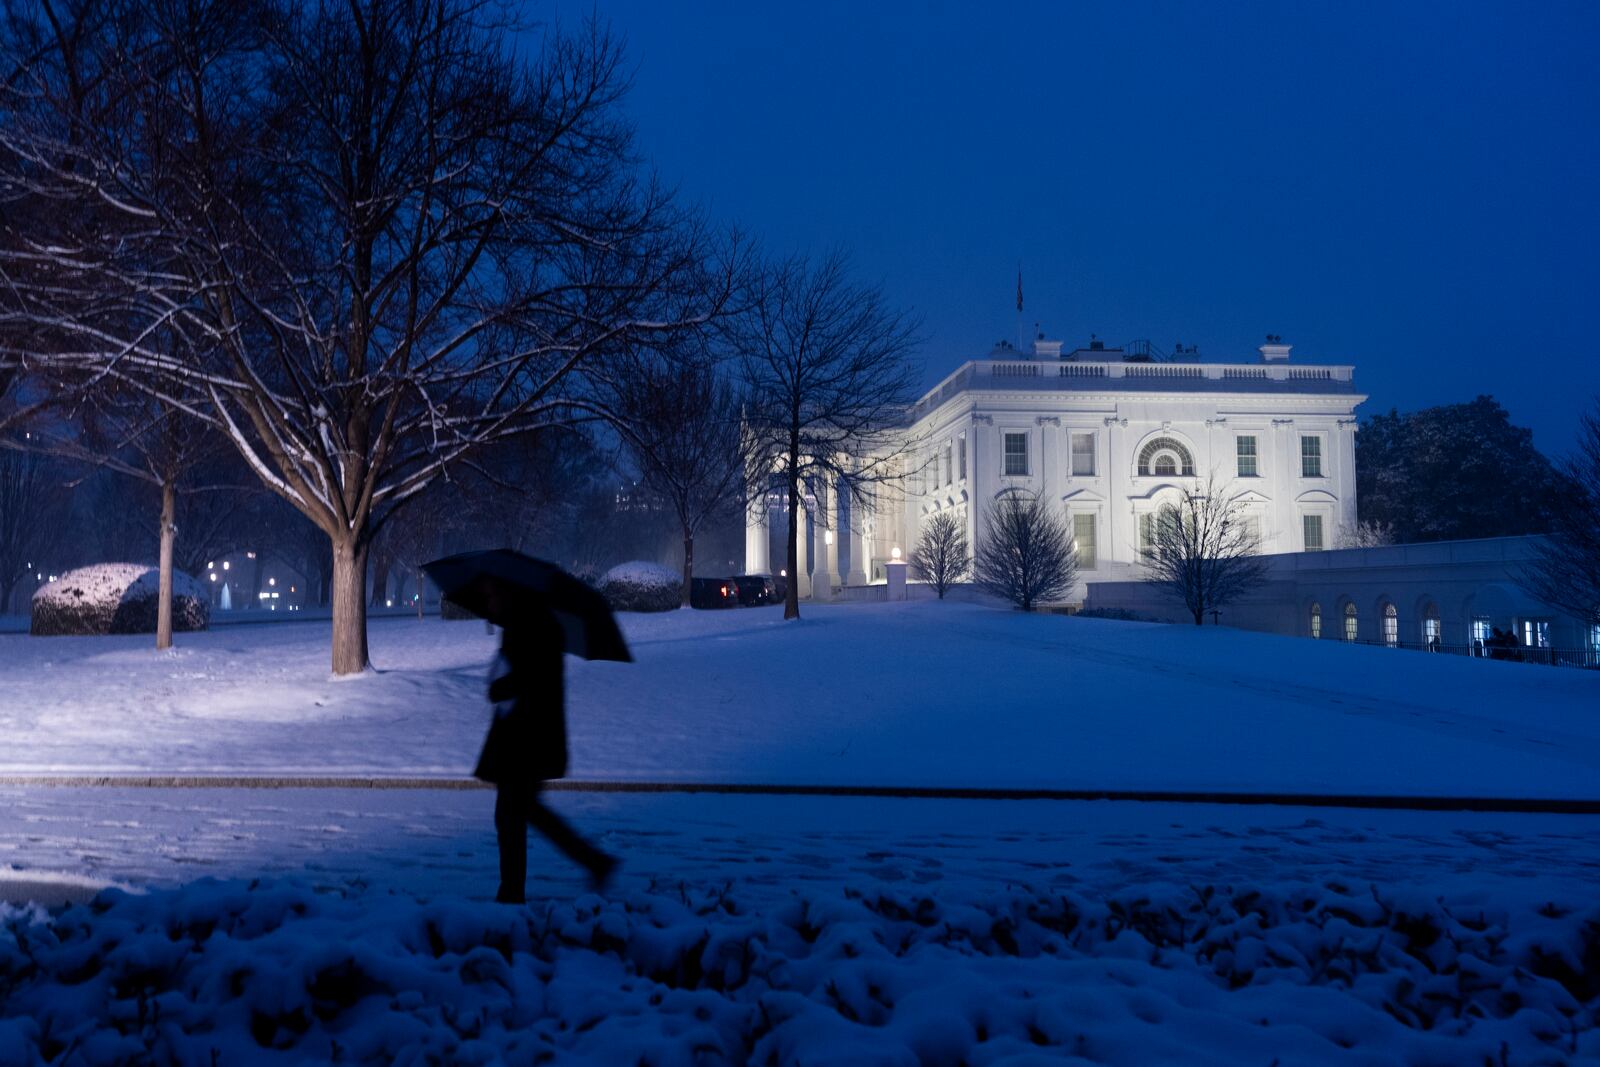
0;2;728;672
1335;519;1396;549
1140;475;1270;625
736;251;920;619
611;353;751;605
1522;400;1600;628
910;511;970;599
974;491;1076;611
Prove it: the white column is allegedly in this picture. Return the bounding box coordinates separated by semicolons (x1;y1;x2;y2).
846;486;868;587
794;500;811;599
744;483;770;575
810;478;834;600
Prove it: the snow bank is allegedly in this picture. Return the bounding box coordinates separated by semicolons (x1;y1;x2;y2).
1;875;1594;1065
600;560;682;613
30;564;209;637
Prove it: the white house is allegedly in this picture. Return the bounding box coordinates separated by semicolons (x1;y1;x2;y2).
833;334;1364;600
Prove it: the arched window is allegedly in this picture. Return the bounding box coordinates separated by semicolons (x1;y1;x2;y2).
1137;437;1195;477
1382;603;1398;647
1422;604;1441;649
1343;602;1358;642
1309;602;1322;639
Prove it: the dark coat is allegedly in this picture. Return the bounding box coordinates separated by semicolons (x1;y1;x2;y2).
472;615;569;785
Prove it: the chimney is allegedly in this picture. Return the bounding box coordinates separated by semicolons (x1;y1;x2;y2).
1258;334;1291;363
1032;333;1063;360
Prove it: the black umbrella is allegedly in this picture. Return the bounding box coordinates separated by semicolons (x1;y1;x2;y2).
422;550;632;662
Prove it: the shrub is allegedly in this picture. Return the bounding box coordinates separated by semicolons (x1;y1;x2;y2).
31;564;210;636
599;561;682;613
974;492;1077;611
1075;607;1152;622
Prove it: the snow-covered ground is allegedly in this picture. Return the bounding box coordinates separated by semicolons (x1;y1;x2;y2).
1;787;1598;1064
3;603;1598;1062
1;602;1596;797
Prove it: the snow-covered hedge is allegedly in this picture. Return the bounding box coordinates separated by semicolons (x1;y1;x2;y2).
0;876;1595;1064
30;564;209;637
599;560;682;612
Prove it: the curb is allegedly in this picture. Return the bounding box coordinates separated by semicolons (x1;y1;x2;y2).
0;777;1597;814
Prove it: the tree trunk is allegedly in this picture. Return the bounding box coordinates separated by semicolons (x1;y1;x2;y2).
0;578;13;616
681;526;694;608
156;478;176;650
784;467;801;620
330;538;370;675
416;567;425;621
250;551;266;610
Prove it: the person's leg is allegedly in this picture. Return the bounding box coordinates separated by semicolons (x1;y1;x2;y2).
524;789;615;882
494;785;529;903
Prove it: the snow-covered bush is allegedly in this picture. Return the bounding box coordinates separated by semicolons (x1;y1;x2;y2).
599;561;682;612
30;564;209;636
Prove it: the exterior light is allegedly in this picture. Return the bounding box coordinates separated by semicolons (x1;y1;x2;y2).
779;569;787;577
268;577;276;586
290;585;295;593
386;599;393;607
891;546;902;561
207;561;214;569
246;551;256;559
824;530;833;545
222;561;230;570
209;573;217;582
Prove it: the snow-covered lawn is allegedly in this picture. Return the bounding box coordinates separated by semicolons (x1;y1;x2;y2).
2;788;1599;1065
1;602;1596;797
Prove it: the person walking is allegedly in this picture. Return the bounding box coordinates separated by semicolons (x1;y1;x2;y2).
474;605;618;903
422;551;632;905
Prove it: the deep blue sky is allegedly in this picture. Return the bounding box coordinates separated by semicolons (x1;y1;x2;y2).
567;1;1599;452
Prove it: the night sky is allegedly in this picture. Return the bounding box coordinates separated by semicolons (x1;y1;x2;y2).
568;1;1599;452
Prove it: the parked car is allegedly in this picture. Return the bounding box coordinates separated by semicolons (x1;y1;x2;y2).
690;576;741;609
731;574;780;606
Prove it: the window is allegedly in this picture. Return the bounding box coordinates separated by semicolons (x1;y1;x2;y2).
945;443;953;486
1071;433;1096;476
1139;513;1154;557
1471;616;1492;653
958;436;967;480
1382;603;1398;647
1136;437;1194;477
1589;624;1600;652
1310;602;1322;639
1523;619;1550;649
1302;514;1324;552
1003;432;1029;477
1423;607;1441;647
1073;513;1097;569
1343;602;1358;642
1236;435;1258;477
1240;516;1262;551
1300;436;1323;477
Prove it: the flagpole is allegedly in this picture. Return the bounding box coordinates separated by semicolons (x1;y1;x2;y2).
1015;265;1024;351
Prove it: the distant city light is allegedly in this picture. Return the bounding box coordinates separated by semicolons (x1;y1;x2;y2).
246;552;257;559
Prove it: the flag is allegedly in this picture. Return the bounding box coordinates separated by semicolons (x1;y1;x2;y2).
1016;267;1023;313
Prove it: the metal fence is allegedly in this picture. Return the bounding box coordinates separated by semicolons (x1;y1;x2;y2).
1352;638;1600;669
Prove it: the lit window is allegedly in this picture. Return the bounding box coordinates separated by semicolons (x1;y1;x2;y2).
1471;616;1492;653
1309;602;1322;639
1071;433;1096;477
1073;513;1097;569
1303;515;1324;552
1423;606;1441;647
1300;436;1323;477
1382;603;1398;647
1236;435;1258;477
1003;433;1029;477
1523;620;1550;649
1343;602;1358;642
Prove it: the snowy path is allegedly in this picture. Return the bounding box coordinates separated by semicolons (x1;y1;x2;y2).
4;787;1598;906
1;602;1597;797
